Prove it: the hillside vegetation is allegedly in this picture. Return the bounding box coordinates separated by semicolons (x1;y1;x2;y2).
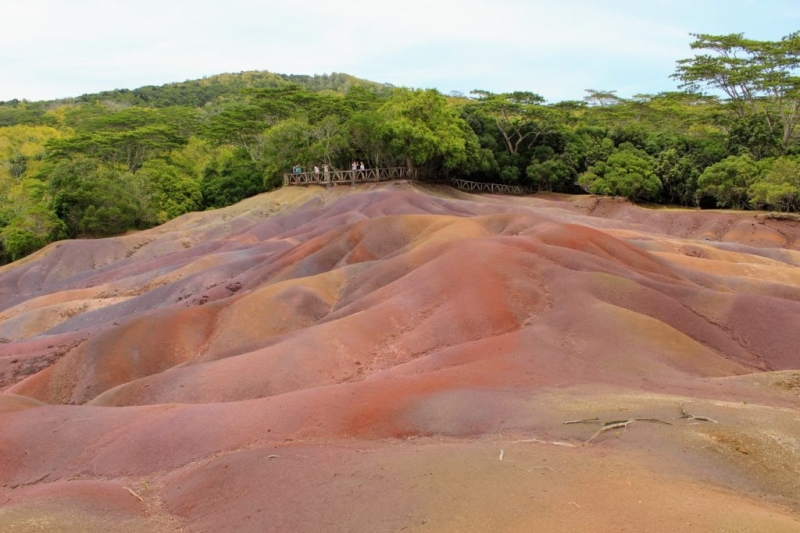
2;32;800;264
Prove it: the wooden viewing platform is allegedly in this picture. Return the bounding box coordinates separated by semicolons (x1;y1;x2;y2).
283;168;532;196
283;167;417;186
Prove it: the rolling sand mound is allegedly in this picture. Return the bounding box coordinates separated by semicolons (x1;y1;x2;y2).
1;181;799;532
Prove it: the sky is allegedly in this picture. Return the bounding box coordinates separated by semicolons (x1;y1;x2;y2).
1;0;799;104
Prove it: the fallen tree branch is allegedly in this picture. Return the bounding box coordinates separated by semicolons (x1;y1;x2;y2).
585;418;671;443
586;420;633;443
633;418;673;425
563;418;600;425
680;403;718;424
123;486;145;504
508;438;577;448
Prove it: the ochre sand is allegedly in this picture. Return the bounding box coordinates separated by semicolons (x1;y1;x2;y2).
1;182;799;532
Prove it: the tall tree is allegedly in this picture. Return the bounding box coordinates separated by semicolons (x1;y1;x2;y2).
583;89;624;108
379;89;476;173
468;91;555;155
203;86;302;160
673;32;800;151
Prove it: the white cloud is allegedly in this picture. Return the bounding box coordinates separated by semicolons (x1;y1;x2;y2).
0;0;797;101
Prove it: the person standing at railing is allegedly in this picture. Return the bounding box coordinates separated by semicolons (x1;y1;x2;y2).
323;163;330;185
314;165;320;181
359;161;365;171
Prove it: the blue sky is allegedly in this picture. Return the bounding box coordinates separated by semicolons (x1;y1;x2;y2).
1;0;799;103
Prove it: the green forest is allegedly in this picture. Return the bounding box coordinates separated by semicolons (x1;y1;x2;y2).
2;32;800;264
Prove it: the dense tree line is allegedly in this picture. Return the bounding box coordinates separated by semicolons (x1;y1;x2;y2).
2;32;800;264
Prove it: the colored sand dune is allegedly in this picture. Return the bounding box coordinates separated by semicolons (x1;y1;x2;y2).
1;182;799;532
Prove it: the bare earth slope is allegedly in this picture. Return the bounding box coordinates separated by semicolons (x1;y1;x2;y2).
1;181;799;532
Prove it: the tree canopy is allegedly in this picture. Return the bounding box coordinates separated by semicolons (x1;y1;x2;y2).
673;32;800;150
5;36;800;264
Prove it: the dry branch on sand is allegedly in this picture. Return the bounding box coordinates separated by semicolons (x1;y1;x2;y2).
679;403;718;424
563;418;600;425
566;404;719;444
124;486;146;504
583;418;672;444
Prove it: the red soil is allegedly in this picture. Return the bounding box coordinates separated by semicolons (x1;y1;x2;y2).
1;182;798;532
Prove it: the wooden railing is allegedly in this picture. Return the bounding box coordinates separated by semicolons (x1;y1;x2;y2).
283;168;532;196
451;179;532;195
283;167;416;186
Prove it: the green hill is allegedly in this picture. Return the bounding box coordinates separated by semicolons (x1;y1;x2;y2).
0;71;393;124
